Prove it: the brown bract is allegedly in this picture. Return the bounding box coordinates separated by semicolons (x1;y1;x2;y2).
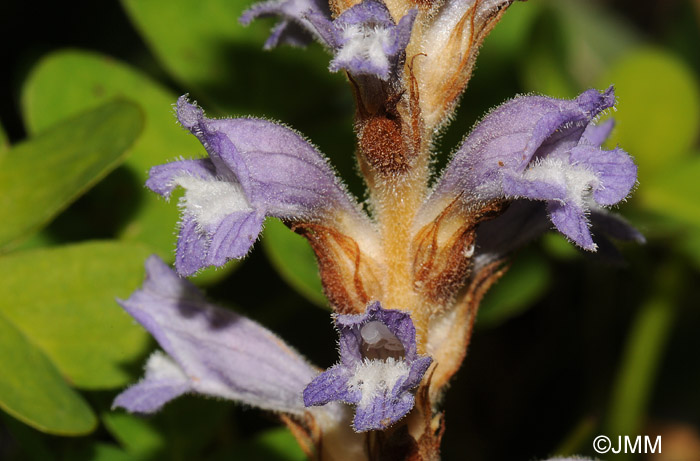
293;222;383;314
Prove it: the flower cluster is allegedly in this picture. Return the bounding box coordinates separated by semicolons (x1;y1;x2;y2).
114;0;640;458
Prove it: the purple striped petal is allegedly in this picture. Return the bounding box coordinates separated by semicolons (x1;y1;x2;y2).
147;97;363;275
239;0;331;49
421;87;639;251
114;256;317;415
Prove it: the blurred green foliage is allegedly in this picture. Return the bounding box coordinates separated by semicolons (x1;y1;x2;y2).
0;100;143;251
1;0;699;459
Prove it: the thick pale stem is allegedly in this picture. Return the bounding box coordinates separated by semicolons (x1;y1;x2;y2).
371;137;432;347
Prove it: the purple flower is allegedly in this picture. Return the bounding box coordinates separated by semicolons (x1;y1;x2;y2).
113;256;318;415
146;96;364;276
303;302;432;432
305;0;417;80
243;0;416;80
239;0;331;49
421;87;638;251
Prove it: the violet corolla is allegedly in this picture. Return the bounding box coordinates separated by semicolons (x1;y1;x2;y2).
115;0;641;458
304;301;432;431
242;0;416;80
146;95;370;276
304;0;417;79
113;256;317;414
239;0;332;49
418;87;638;251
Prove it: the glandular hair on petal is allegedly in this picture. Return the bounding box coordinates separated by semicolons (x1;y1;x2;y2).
175;175;254;228
349;358;410;407
522;158;599;208
336;24;392;74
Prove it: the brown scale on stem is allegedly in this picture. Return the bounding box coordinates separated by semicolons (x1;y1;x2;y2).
360;114;408;175
347;72;417;177
357;93;412;176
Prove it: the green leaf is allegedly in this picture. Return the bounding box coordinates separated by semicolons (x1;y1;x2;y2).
482;0;542;60
550;0;638;87
0;314;96;435
102;412;165;458
599;48;700;183
519;9;578;98
120;0;266;95
262;218;327;308
552;416;598;458
541;233;580;260
639;155;700;230
21;50;200;256
0;99;143;251
72;444;137;461
477;252;551;328
0;241;152;389
151;397;233;460
219;427;307;461
680;230;700;271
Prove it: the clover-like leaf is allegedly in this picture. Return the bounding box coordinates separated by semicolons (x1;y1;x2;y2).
0;99;143;251
0;314;96;435
0;241;152;389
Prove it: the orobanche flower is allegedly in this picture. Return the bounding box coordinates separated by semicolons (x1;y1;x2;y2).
147;95;372;276
305;0;417;80
304;302;432;431
239;0;332;49
114;257;423;458
115;0;642;459
418;87;638;252
113;256;318;415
